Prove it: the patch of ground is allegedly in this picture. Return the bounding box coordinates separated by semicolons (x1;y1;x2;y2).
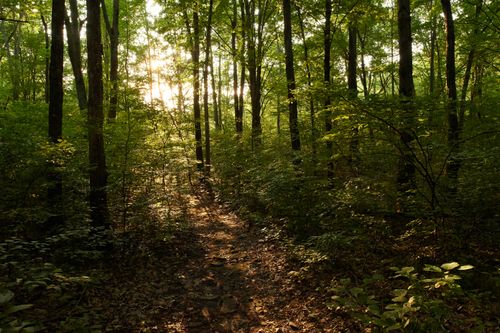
93;193;353;332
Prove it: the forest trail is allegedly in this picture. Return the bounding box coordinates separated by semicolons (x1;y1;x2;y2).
93;192;348;332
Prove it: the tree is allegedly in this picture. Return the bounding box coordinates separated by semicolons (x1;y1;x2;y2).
65;0;87;110
101;0;120;120
440;0;459;187
347;22;359;166
282;0;300;152
324;0;333;177
87;0;109;227
231;0;243;134
184;2;204;170
47;0;65;228
396;0;416;202
203;0;214;172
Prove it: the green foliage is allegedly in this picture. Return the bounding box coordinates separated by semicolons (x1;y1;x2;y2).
0;289;38;333
326;263;488;332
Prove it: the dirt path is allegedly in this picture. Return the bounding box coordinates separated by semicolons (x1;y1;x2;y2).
95;194;348;332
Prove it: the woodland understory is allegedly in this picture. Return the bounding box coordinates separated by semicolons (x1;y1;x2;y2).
1;0;499;332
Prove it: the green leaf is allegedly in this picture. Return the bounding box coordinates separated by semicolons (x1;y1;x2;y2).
441;262;460;271
349;287;364;297
391;289;408;302
424;264;442;273
5;304;33;314
0;290;14;305
458;265;474;271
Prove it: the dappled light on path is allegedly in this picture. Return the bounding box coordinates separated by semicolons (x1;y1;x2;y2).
94;193;348;332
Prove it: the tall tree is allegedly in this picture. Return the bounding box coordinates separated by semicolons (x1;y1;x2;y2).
203;0;214;172
396;0;416;201
87;0;109;227
40;14;50;103
101;0;120;120
282;0;300;152
324;0;334;177
47;0;65;228
459;0;482;128
295;3;316;159
243;0;261;147
65;0;87;110
231;0;243;134
347;23;359;166
440;0;460;186
185;2;204;170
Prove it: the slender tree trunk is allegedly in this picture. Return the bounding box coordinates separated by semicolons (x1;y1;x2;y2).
192;3;204;170
217;54;223;127
47;0;65;229
348;24;359;168
244;0;262;148
324;0;333;177
397;0;416;206
441;0;460;186
429;0;437;96
296;3;316;160
101;0;120;120
40;15;50;104
459;0;482;129
210;47;219;129
203;0;214;173
232;0;242;134
65;0;87;110
87;0;109;227
282;0;300;153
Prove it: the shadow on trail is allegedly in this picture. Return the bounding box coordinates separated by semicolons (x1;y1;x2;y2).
94;194;347;332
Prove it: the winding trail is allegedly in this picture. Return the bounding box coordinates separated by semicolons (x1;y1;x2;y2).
96;193;348;332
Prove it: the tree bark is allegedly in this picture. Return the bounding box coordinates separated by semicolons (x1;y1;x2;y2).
282;0;300;153
101;0;120;120
40;15;50;104
296;3;315;158
396;0;416;201
243;0;262;148
47;0;65;228
65;0;87;110
203;0;214;173
232;0;242;134
348;24;359;168
324;0;333;178
441;0;460;185
459;0;482;129
87;0;109;227
192;3;204;170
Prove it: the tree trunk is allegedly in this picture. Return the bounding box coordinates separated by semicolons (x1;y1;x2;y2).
459;0;482;129
40;15;50;104
296;3;316;160
441;0;460;185
396;0;416;203
324;0;333;177
243;0;262;148
192;3;204;170
203;0;214;173
282;0;300;153
101;0;120;120
65;0;87;110
210;46;219;130
348;24;359;168
87;0;109;227
47;0;65;229
232;0;242;134
429;0;437;96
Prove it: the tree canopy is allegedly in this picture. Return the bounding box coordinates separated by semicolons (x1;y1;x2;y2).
0;0;499;331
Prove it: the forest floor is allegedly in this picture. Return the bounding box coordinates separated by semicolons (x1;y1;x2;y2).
90;191;355;332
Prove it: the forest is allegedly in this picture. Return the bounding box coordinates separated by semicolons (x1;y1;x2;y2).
0;0;499;331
